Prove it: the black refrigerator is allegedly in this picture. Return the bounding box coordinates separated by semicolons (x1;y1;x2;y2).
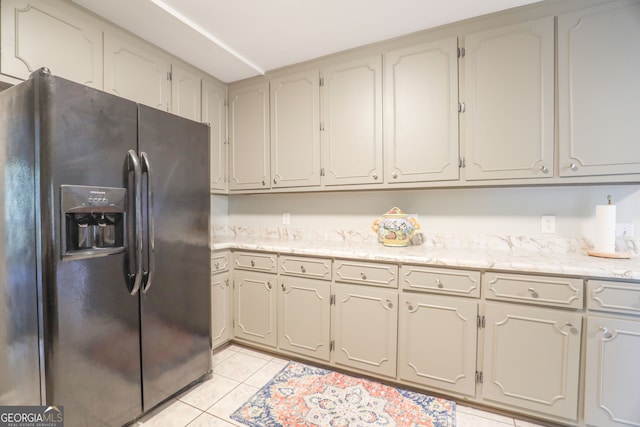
0;68;212;426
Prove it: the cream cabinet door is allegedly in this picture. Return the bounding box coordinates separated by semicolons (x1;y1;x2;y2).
228;80;270;191
233;270;277;347
384;38;460;183
270;70;320;188
104;32;170;110
203;78;228;192
482;303;581;421
585;316;640;427
558;1;640;177
211;271;232;349
171;65;201;121
398;293;477;397
278;276;331;361
321;56;383;186
1;0;102;87
462;17;554;181
332;284;397;378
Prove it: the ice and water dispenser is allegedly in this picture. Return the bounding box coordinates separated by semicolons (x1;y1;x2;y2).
61;185;127;260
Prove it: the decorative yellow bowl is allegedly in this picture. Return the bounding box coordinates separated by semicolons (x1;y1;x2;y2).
372;207;420;247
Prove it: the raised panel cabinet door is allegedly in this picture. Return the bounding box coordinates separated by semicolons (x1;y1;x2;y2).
171;65;202;121
203;78;228;192
270;70;320;188
558;1;640;177
104;32;170;110
233;270;277;347
278;277;331;361
462;17;554;181
1;0;102;86
228;80;270;190
321;55;383;186
398;293;477;397
211;271;232;349
482;303;581;422
332;284;397;378
585;316;640;427
384;37;460;184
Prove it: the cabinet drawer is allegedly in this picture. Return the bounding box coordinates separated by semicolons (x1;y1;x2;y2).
233;251;277;273
211;251;230;273
483;272;583;309
333;259;398;288
400;265;480;298
279;255;332;281
587;279;640;315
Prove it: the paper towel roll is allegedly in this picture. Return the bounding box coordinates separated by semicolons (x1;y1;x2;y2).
594;204;616;253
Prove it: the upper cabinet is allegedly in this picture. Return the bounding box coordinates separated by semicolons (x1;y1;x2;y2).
203;78;228;193
228;80;270;191
103;31;171;111
461;17;554;181
384;38;460;184
1;0;103;88
270;70;321;189
321;55;383;186
558;1;640;178
171;65;202;121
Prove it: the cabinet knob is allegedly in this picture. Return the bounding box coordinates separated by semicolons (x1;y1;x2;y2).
386;299;393;309
527;287;539;298
262;180;266;186
361;272;367;280
435;278;444;289
273;178;278;185
569;163;578;171
539;165;549;174
392;172;398;179
281;283;286;291
267;281;272;290
599;326;613;339
250;260;255;267
372;173;378;180
406;301;414;311
215;262;219;269
300;265;306;273
225;279;229;287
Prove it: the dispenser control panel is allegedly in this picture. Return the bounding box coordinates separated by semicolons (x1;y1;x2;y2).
60;185;127;261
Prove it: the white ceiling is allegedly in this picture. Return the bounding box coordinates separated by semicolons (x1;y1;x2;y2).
72;0;541;83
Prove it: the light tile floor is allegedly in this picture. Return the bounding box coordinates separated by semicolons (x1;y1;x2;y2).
137;344;553;427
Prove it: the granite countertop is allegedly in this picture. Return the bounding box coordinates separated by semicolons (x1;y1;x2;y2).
211;228;640;281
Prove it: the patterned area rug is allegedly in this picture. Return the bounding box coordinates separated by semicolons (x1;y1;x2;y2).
231;361;456;427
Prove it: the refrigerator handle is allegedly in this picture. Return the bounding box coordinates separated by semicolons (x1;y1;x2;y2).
141;152;155;293
127;150;143;295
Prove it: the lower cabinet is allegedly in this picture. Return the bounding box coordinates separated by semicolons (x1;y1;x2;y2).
211;270;232;349
332;283;398;378
278;276;331;361
397;293;478;397
233;269;277;347
481;302;582;421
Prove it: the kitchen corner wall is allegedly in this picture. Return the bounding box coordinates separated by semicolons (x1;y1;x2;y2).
214;184;640;245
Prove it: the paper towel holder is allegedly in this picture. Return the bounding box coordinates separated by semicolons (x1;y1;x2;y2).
587;195;631;259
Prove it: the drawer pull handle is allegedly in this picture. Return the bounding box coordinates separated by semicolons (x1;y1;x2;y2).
361;272;367;280
250;260;255;267
600;326;613;339
301;265;306;273
386;299;393;309
528;287;539;298
436;279;443;289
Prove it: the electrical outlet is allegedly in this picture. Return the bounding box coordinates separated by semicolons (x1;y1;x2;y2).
282;212;291;225
616;223;634;237
541;215;556;234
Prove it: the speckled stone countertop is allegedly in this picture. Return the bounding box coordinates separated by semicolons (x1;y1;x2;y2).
211;227;640;281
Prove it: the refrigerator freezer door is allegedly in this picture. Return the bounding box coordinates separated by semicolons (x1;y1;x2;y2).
0;79;40;404
138;105;211;411
38;73;143;426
